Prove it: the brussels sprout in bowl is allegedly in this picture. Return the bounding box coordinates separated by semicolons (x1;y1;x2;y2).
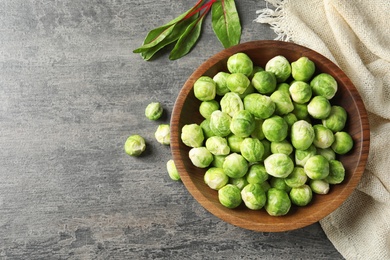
170;40;370;232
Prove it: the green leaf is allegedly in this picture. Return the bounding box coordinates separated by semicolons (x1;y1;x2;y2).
211;0;241;48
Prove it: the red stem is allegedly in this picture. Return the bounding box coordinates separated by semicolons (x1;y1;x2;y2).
184;0;218;20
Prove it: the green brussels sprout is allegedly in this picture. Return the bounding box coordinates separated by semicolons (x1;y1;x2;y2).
218;184;242;209
270;89;294;115
270;177;291;193
276;82;290;94
223;153;249;178
331;131;353;154
220;92;244;117
212;154;227;168
322;106;347;132
284;167;307;188
209;110;232;137
226;73;250;94
227;52;253;77
260;139;272;161
250;66;265;78
289;184;313;206
310;73;338;99
326;159;345;184
124;134;146;156
304;155;329;180
145;102;163;120
313;124;335;149
290;120;315;150
240;137;264;163
260;180;271;193
199;100;220;119
309;179;330;194
307;96;331;119
243;93;276;119
229;176;249;190
200;119;216;139
289;81;312;104
265;188;291;216
270;140;294;155
167;159;180;181
193;76;216;101
246;163;269;184
292;102;309;120
295;144;317;167
262;115;288;142
238;82;256;99
181;123;204;148
213;71;231;96
264;153;294;178
241;183;267;210
251;119;265;140
230;110;255;138
189;147;213;168
291;57;315;82
205;136;230;155
227;134;244;153
155;124;170;145
317;147;336;161
251;71;277;94
265;55;292;83
283;113;298;128
204;167;229;190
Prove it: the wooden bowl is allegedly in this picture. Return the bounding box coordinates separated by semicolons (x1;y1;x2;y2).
170;40;370;232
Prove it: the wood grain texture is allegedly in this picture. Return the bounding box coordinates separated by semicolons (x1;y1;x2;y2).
171;41;370;232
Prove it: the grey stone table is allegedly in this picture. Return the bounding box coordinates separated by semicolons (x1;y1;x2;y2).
0;1;344;259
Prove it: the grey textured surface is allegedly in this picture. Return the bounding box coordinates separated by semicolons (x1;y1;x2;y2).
0;0;344;259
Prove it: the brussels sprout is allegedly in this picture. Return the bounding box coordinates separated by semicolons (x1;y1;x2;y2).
230;110;255;138
265;188;291;216
250;66;265;78
145;102;163;120
213;71;231;96
205;136;230;155
223;153;249;178
276;83;290;94
193;76;216;101
260;139;272;161
209;110;232;137
313;124;335;149
200;119;216;139
218;184;242;209
227;52;254;77
291;57;316;82
290;184;313;206
310;179;330;194
264;153;294;178
189;147;213;168
226;73;250;94
199;100;220;119
270;177;291;192
304;155;329;180
284;167;308;188
212;154;227;168
167;159;180;181
251;119;265;140
251;71;277;94
317;147;336;161
290;120;315;150
295;144;317;167
220;92;244;118
310;73;338;99
283;113;298;128
265;55;292;83
262;115;288;142
181;123;204;148
260;180;271;192
246;163;269;184
289;81;312;104
307;96;331;119
270;140;294;155
155;124;170;145
326;159;345;184
243;93;275;119
331;131;353;154
292;102;309;120
124;134;146;156
240;137;264;163
322;106;347;132
227;134;244;153
270;89;294;115
204;167;229;190
229;176;249;190
238;83;256;99
241;183;267;210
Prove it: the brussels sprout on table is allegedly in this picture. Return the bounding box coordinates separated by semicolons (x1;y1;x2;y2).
145;102;163;120
167;159;180;181
124;134;146;157
155;124;170;145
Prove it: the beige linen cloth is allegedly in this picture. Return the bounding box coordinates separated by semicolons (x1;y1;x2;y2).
256;0;390;259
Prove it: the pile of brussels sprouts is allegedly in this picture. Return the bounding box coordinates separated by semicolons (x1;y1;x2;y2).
180;53;353;216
